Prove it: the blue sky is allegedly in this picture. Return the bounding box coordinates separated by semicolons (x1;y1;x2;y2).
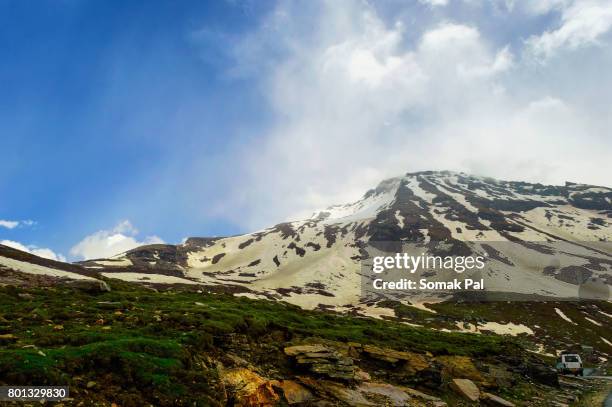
1;0;273;258
1;0;611;261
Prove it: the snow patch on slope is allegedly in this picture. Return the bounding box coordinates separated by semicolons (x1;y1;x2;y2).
0;255;94;281
555;308;576;324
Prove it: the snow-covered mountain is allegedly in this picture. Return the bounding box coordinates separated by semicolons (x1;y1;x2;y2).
75;171;611;313
2;170;610;361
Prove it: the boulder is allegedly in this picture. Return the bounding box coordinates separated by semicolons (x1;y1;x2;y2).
482;392;516;406
450;378;480;402
221;367;279;406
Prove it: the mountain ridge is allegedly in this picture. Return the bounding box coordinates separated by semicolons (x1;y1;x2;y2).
4;171;609;308
69;170;611;310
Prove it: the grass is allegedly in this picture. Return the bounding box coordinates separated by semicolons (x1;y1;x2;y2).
374;298;612;357
0;280;515;356
429;300;612;355
0;279;526;405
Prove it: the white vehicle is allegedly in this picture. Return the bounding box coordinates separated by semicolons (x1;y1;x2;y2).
556;353;583;376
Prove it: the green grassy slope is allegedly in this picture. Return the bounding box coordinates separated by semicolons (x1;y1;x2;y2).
0;279;522;405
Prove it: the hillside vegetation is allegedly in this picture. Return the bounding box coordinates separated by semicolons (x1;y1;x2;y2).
1;278;601;406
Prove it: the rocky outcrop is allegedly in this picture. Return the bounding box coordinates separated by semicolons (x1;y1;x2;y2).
281;342;454;405
296;377;447;407
284;341;439;383
284;344;357;380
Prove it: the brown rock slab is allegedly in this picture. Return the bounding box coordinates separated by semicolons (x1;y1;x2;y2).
450;378;480;402
284;344;332;356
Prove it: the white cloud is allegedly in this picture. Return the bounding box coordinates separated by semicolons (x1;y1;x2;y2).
0;219;35;229
201;1;612;231
526;0;612;60
218;4;519;227
0;220;19;229
1;239;66;262
70;220;164;260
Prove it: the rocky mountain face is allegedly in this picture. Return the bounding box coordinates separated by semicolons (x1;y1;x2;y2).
78;171;611;308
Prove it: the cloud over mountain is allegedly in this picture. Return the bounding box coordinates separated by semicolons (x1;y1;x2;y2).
70;220;164;260
215;0;612;229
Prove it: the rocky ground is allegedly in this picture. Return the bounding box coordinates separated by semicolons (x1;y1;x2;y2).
0;276;608;406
